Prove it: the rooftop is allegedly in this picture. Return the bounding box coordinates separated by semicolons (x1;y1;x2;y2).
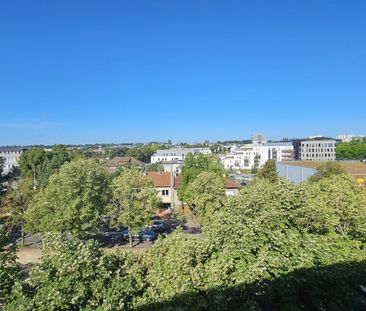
105;157;145;173
147;172;240;189
147;172;175;188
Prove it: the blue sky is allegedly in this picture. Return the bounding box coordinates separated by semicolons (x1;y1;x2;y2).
0;0;365;145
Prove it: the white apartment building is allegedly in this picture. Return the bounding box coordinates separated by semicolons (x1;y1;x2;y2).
299;140;336;161
336;134;364;143
151;147;211;163
0;148;23;174
222;142;294;170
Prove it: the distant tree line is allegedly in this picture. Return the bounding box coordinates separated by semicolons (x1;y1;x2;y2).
336;138;366;160
105;144;165;163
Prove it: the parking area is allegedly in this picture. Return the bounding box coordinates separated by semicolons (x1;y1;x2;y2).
13;215;201;265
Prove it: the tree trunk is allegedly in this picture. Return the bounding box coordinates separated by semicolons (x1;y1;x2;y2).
128;226;133;248
21;224;25;247
33;168;36;190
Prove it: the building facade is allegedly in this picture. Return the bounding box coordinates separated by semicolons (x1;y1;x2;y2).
336;134;364;143
147;172;180;207
299;140;336;161
222;142;294;170
151;147;211;164
0;148;23;175
147;171;240;208
161;161;183;174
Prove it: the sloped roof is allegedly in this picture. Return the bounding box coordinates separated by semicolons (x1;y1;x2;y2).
147;172;173;188
107;157;145;168
147;172;239;189
225;179;240;189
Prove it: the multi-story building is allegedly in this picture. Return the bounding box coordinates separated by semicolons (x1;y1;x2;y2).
299;140;336;161
151;147;211;164
252;134;267;146
0;147;23;174
336;134;364;143
222;142;294;170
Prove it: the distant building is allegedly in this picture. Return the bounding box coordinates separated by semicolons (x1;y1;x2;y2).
160;160;183;174
252;134;267;146
105;157;145;173
224;179;240;196
147;171;240;207
299;140;336;161
222;142;294;170
337;134;364;143
151;147;211;164
0;147;23;175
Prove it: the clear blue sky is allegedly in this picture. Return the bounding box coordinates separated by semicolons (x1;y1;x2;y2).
0;0;365;145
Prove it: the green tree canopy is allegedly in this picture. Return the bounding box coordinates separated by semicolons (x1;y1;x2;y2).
255;159;278;182
7;173;366;310
126;144;165;163
7;235;139;311
111;168;160;247
185;171;226;225
336;138;366;160
308;161;347;182
298;174;366;240
25;159;110;237
178;153;225;202
19;146;71;188
4;177;35;245
0;226;19;304
19;148;47;188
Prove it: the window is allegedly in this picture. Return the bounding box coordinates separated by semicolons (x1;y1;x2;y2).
162;190;169;196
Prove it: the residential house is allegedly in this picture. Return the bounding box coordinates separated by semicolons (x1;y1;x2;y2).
225;179;240;196
105;157;145;173
147;171;240;208
147;172;180;207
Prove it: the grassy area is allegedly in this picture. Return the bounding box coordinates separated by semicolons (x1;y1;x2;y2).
283;161;366;177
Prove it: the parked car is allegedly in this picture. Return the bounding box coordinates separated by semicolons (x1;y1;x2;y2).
139;229;157;241
149;220;166;232
120;228;157;242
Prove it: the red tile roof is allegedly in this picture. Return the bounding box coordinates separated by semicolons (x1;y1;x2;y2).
147;172;173;188
225;179;240;189
147;172;239;189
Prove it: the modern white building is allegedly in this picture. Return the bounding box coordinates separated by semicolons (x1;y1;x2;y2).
222;142;294;170
0;148;23;175
161;161;183;174
151;147;211;164
252;134;267;146
336;134;364;143
299;140;336;161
